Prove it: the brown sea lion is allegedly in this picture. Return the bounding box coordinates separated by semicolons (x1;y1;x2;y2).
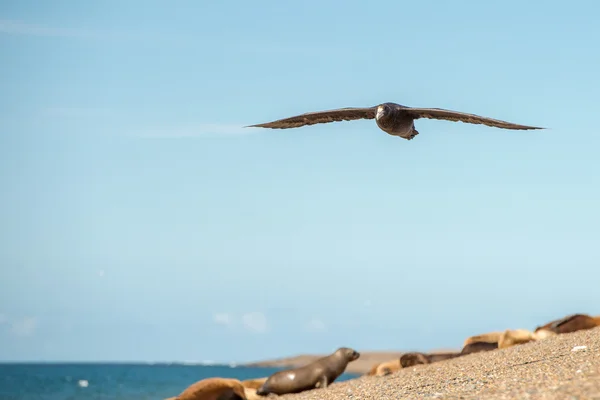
460;341;498;355
399;352;462;368
498;329;536;349
463;331;503;347
240;378;267;390
534;313;600;334
173;377;247;400
364;359;401;377
256;347;360;396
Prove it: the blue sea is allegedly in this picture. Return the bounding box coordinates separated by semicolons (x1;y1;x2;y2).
0;363;359;400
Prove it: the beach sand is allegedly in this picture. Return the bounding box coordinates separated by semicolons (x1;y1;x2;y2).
266;326;600;399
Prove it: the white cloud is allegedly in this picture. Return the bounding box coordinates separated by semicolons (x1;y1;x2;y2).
97;269;105;278
10;317;37;337
129;124;256;139
305;318;327;333
241;312;268;333
212;311;269;333
213;313;233;326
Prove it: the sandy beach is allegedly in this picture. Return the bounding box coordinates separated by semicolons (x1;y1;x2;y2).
249;327;600;399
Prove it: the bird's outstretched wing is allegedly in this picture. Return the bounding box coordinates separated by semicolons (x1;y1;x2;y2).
246;107;378;129
403;107;544;130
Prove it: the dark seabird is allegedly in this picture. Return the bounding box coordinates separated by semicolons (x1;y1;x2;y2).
246;102;544;140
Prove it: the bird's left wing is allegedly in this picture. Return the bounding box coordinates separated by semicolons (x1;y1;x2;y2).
403;107;544;130
246;106;378;129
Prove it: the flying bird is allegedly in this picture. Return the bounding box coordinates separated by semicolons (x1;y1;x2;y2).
246;102;544;140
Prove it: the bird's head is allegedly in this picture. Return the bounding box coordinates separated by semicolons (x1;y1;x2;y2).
376;103;392;121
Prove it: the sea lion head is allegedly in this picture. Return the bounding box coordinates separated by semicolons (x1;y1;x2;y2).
336;347;360;361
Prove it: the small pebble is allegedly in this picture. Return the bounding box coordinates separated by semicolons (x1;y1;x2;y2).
571;345;587;352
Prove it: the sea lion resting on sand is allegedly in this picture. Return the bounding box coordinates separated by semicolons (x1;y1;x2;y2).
463;331;503;347
497;328;555;348
460;341;498;355
256;347;360;396
498;329;536;349
462;328;557;354
535;313;600;334
365;359;402;377
399;352;462;368
171;377;248;400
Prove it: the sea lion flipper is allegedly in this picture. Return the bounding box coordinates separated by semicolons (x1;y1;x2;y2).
318;375;328;389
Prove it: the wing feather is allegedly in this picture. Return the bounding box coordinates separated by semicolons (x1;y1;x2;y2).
404;107;544;130
246;107;377;129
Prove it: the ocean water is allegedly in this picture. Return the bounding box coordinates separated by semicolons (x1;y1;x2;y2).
0;363;359;400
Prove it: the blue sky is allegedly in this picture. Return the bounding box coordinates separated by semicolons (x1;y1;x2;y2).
1;0;599;363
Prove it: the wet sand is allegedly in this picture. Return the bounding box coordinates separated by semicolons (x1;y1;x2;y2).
278;327;600;399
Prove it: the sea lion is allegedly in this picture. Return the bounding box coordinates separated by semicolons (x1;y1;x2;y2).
365;359;401;377
460;341;498;355
534;313;600;334
240;378;267;390
399;352;462;368
498;329;536;349
463;331;503;347
172;377;247;400
256;347;360;396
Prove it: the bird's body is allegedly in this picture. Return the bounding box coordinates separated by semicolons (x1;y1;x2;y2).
247;102;543;140
374;103;420;139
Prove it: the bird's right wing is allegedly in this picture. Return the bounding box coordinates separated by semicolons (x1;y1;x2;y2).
403;107;544;130
246;107;378;129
